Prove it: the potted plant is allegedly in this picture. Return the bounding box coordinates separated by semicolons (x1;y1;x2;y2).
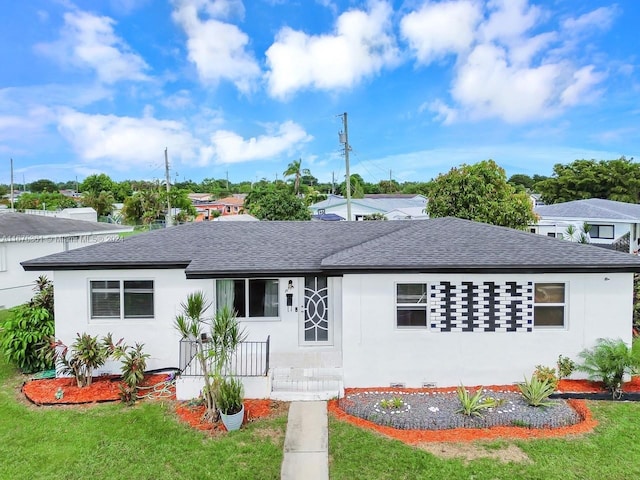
215;376;244;431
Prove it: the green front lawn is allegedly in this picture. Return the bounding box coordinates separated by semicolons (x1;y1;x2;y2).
329;401;640;479
0;358;286;480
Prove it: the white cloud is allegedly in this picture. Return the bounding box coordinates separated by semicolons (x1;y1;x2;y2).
172;0;260;93
479;0;540;43
56;109;202;169
400;0;481;64
55;109;311;169
562;6;618;34
210;121;312;163
451;43;562;123
265;0;399;98
35;10;149;84
560;65;605;107
160;89;194;109
403;0;609;124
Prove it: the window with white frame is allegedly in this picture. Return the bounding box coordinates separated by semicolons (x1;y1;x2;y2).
216;279;279;318
90;280;154;319
534;283;566;327
589;224;614;239
396;283;428;327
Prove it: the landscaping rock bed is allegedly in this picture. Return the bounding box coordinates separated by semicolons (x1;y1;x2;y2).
340;389;581;430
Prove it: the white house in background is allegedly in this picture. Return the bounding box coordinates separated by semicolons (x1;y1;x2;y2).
21;207;98;223
533;198;640;253
22;218;640;400
0;213;131;309
309;194;428;220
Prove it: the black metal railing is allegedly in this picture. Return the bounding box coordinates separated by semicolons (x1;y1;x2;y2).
179;336;270;377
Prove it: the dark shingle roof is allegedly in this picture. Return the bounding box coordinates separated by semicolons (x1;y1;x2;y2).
0;212;129;238
21;217;640;275
535;198;640;221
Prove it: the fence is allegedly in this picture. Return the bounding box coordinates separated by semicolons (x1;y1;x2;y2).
179;336;270;377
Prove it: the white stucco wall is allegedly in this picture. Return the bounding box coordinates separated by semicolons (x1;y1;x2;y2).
341;272;633;388
0;233;121;309
533;220;633;247
52;271;342;376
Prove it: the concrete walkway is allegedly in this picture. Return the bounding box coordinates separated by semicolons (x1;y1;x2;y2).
281;401;329;480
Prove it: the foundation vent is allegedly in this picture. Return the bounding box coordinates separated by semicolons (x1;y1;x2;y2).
389;382;406;388
421;382;437;388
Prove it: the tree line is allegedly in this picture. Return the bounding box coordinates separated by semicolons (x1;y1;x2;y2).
0;157;636;229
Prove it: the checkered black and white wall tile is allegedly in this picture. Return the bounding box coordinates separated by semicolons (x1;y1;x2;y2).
429;281;533;332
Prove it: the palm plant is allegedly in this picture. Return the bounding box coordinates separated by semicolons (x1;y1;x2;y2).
174;292;217;420
174;293;247;422
283;158;310;196
577;338;640;395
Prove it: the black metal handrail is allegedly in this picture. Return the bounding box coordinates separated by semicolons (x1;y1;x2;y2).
179;336;270;377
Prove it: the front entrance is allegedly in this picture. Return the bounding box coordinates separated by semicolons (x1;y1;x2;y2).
301;276;331;345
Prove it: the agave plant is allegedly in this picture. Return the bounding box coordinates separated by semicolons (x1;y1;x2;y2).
518;375;555;407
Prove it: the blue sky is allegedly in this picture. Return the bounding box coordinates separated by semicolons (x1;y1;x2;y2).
0;0;638;187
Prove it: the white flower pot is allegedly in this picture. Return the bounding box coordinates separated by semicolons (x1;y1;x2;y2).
220;404;244;431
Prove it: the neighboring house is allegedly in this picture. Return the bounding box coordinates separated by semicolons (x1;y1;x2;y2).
0;213;131;309
213;214;258;222
22;218;640;401
22;207;98;223
194;196;245;221
309;194;428;221
533;198;640;253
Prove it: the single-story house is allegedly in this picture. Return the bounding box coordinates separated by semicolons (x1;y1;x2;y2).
22;218;640;400
0;212;131;308
309;194;428;221
533;198;640;253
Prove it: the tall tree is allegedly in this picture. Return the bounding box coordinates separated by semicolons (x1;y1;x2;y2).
80;174;115;196
28;179;58;193
283;159;310;196
244;184;310;220
536;157;640;204
427;160;536;230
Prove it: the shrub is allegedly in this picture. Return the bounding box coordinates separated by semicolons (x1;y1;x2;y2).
113;343;150;404
54;333;119;387
0;277;55;373
380;397;404;409
518;376;555;407
557;355;576;380
533;365;558;389
215;377;244;415
577;338;640;393
456;385;498;417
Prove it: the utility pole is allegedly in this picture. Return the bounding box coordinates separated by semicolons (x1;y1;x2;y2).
10;158;14;210
338;112;352;221
226;170;229;191
164;147;172;227
75;175;78;194
331;171;335;195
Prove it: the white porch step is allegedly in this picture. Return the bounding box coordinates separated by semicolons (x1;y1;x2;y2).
270;367;343;401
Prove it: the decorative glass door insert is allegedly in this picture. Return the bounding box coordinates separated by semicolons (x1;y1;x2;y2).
304;276;329;342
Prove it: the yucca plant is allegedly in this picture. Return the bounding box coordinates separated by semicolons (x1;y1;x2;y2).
456;385;497;417
518;375;555;407
577;338;640;394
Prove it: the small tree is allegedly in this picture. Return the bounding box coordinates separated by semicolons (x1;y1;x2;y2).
174;292;247;422
54;333;120;387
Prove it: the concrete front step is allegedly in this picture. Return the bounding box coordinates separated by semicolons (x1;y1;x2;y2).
270;367;343;401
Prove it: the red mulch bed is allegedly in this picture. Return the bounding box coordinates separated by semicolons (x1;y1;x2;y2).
175;399;283;433
558;377;640;393
329;385;601;444
22;374;175;405
21;374;283;433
